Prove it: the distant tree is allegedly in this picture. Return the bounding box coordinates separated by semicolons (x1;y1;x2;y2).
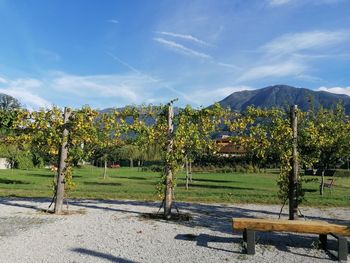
299;105;350;195
0;93;21;110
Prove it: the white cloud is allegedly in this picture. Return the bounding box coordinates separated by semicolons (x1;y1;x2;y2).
187;86;252;105
0;78;51;109
107;19;119;24
50;72;160;103
0;76;7;84
153;37;212;59
238;61;306;82
267;0;345;6
36;49;61;62
263;30;350;55
267;0;292;6
155;31;210;46
318;86;350;96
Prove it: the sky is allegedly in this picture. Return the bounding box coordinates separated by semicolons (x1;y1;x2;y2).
0;0;349;109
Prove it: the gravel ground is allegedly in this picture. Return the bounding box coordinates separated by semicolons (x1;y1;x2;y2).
0;198;349;263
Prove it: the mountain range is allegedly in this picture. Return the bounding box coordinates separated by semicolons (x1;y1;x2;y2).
217;85;350;113
2;85;350;114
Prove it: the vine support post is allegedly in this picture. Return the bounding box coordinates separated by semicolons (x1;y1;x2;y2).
103;159;107;179
189;159;192;182
289;105;298;220
164;105;174;219
185;156;189;190
54;107;71;214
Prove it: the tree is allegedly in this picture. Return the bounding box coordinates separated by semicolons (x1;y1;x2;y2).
130;102;225;219
0;93;21;110
6;106;98;214
299;105;350;195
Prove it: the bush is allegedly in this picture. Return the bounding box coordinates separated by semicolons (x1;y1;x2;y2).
141;165;163;173
14;153;34;169
334;169;350;177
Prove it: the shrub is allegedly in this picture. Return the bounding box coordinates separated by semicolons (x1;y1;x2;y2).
14;152;34;169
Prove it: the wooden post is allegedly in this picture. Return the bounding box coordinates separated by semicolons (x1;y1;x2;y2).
289;105;298;220
189;159;192;182
164;105;174;219
54;107;71;214
103;159;107;179
185;156;189;190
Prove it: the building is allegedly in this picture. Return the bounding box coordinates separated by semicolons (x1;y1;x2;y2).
215;136;246;157
0;158;10;169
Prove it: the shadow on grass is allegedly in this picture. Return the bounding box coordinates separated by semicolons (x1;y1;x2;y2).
0;178;30;185
303;188;318;193
112;176;148;181
83;182;122;186
26;173;82;179
179;178;237;184
177;183;254;191
71;248;136;263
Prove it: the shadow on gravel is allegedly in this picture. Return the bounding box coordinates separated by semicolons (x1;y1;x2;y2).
0;197;349;235
175;233;241;254
71;248;136;263
0;197;50;211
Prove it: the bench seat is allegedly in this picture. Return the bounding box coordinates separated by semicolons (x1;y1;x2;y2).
232;218;350;261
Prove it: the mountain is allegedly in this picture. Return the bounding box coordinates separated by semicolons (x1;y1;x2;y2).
217;85;350;113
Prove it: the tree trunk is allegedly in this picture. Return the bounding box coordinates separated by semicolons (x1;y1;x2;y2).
289;105;298;220
164;105;174;219
54;107;71;214
130;158;133;168
185;157;189;190
103;160;107;179
320;169;325;195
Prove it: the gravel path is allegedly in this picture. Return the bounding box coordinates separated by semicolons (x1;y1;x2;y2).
0;198;349;263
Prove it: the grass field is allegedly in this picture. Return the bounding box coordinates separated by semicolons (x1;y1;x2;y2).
0;166;349;207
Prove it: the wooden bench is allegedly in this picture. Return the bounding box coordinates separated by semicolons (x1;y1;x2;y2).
232;218;350;261
324;178;336;190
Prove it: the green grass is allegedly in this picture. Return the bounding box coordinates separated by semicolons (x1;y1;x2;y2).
0;166;349;207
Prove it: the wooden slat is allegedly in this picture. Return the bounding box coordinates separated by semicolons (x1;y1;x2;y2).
232;218;350;236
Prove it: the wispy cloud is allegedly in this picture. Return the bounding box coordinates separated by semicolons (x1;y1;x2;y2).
0;76;7;84
0;78;51;109
107;19;119;24
155;31;210;46
153;37;212;59
263;30;350;56
36;49;61;62
237;61;306;82
235;29;350;83
187;86;252;105
267;0;292;6
267;0;345;6
318;86;350;96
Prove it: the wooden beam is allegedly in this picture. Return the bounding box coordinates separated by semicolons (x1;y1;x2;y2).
233;218;350;236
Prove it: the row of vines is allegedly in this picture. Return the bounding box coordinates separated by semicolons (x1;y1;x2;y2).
1;102;350;218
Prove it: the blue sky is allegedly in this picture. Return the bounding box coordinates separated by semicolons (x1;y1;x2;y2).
0;0;349;109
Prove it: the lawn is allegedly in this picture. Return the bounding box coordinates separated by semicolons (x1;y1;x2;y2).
0;166;349;207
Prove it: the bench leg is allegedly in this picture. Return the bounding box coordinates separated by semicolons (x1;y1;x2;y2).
243;229;255;255
319;234;327;250
338;235;348;262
